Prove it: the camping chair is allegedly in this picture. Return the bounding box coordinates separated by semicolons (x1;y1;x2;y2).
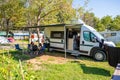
32;45;39;55
28;44;39;55
15;44;23;54
15;44;23;51
24;44;32;54
27;44;31;52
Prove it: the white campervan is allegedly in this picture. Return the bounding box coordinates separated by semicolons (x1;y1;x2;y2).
43;23;115;61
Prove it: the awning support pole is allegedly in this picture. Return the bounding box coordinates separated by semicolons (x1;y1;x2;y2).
64;25;66;58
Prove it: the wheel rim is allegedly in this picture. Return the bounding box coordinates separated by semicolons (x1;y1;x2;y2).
95;52;104;60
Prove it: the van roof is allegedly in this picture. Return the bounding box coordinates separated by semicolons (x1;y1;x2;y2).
82;24;96;32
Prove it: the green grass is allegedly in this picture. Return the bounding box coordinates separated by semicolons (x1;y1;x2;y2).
0;49;114;80
27;60;114;80
27;61;114;80
116;42;120;47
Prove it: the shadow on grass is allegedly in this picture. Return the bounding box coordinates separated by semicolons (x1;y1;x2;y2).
3;50;32;61
45;51;95;60
70;61;111;77
80;64;111;77
5;50;94;62
3;50;69;61
45;51;74;58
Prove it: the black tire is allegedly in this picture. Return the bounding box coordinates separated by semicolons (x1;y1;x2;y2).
93;50;106;61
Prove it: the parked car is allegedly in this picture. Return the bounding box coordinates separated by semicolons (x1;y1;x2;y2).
0;36;9;44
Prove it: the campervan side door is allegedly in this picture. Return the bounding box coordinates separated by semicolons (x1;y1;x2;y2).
80;25;99;55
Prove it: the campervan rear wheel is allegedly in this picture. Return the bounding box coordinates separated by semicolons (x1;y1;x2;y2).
93;50;106;61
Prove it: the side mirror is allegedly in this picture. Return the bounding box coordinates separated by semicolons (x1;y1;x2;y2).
101;39;104;44
91;37;97;42
99;39;104;48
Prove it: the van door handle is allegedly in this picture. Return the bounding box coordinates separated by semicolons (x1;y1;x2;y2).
82;41;84;44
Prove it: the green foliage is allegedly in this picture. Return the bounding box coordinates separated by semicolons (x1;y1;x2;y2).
0;51;23;79
89;15;120;31
74;0;120;31
115;42;120;47
0;49;114;80
95;22;105;31
100;16;112;30
0;0;120;32
82;12;95;26
56;0;76;23
110;15;120;30
0;0;26;28
25;0;75;25
93;17;100;28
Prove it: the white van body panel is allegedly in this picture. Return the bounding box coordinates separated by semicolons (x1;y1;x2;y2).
44;26;65;49
80;25;100;55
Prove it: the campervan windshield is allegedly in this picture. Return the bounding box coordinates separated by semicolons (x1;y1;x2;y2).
93;31;104;40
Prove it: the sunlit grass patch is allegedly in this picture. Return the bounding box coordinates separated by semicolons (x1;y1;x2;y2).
0;49;115;80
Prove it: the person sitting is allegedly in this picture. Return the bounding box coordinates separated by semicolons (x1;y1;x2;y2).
40;34;45;46
29;42;38;55
38;43;42;51
38;43;46;54
76;33;80;50
32;44;38;51
29;42;34;51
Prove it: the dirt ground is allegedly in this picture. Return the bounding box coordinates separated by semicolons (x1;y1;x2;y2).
26;52;75;64
26;52;76;70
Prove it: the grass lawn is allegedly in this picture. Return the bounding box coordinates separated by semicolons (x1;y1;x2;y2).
0;49;114;80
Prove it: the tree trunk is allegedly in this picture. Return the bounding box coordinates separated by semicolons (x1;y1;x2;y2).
29;30;32;44
6;19;10;38
37;28;40;44
37;17;40;44
27;16;32;44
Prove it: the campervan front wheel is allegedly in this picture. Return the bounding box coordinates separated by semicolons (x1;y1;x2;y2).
93;50;106;61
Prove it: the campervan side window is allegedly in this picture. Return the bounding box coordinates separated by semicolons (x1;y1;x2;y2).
51;31;64;39
83;31;96;42
83;31;90;41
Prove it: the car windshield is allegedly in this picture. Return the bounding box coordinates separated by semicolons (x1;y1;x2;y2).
93;31;104;40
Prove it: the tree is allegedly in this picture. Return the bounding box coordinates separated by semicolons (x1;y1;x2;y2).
96;22;105;31
26;0;75;43
56;0;75;23
0;0;26;36
72;0;96;26
110;15;120;30
101;15;112;30
82;12;95;26
93;17;100;30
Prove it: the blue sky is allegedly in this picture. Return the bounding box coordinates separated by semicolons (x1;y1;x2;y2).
72;0;120;18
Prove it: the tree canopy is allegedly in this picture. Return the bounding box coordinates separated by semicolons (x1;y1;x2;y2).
0;0;120;32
